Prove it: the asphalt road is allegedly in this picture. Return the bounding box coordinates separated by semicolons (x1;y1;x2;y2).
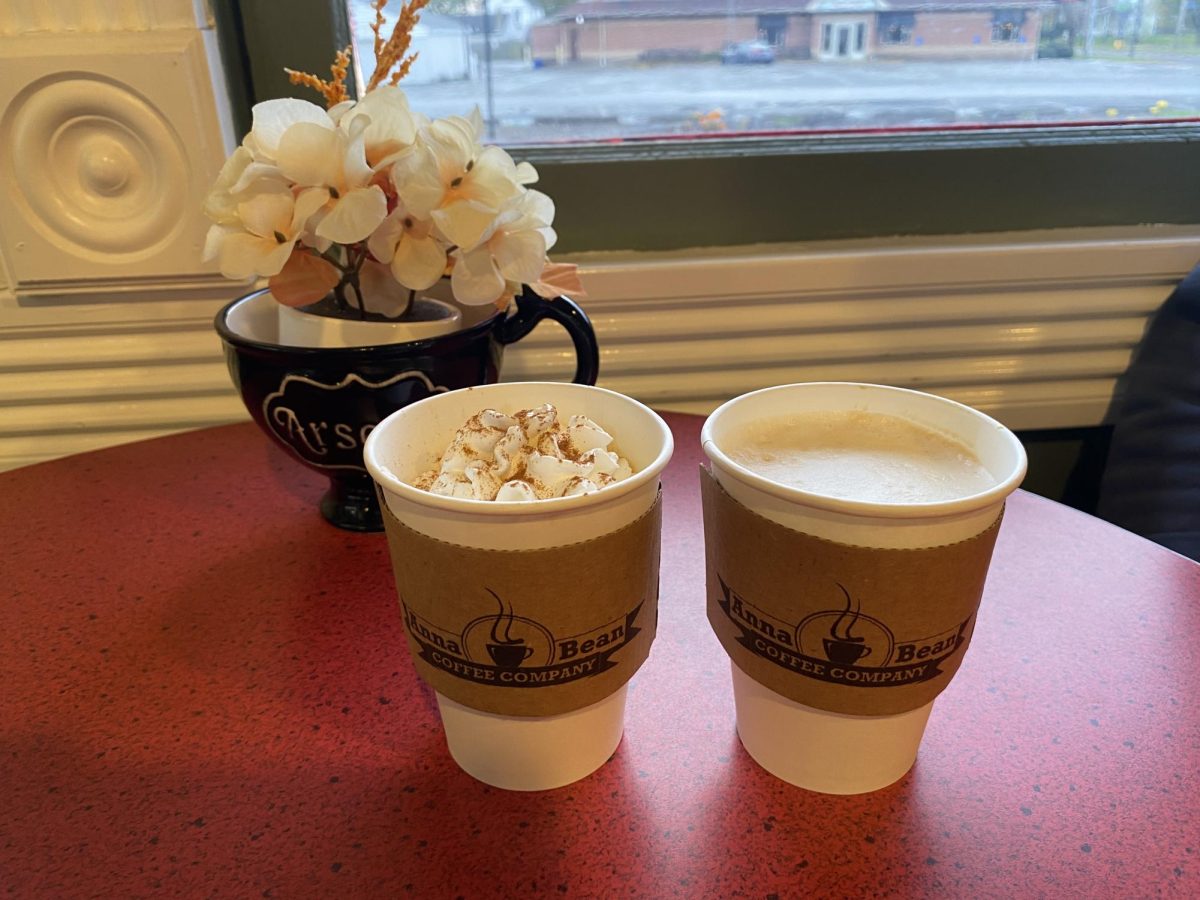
392;57;1200;142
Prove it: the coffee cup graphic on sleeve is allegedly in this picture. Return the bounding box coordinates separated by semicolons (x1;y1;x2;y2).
821;584;872;666
482;590;538;668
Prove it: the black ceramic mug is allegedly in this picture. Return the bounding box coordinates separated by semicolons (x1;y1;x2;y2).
215;285;600;531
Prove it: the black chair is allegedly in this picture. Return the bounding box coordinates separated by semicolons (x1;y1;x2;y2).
1096;262;1200;562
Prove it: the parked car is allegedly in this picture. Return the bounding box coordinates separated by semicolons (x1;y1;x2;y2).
720;40;775;65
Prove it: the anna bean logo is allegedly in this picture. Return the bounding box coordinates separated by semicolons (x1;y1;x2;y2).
716;576;970;688
401;590;645;688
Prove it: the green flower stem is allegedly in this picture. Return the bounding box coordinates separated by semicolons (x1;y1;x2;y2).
315;244;416;321
318;245;366;319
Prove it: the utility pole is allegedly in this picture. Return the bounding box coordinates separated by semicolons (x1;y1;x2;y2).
1129;0;1143;55
482;0;496;140
1084;0;1098;56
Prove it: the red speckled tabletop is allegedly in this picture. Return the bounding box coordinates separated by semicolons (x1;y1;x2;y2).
3;414;1199;898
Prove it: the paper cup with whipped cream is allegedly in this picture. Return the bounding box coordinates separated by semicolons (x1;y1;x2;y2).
701;383;1026;794
364;382;672;791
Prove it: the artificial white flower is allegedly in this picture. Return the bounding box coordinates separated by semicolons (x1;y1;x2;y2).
390;115;524;252
338;86;423;167
367;204;447;292
243;98;334;162
275;120;388;244
203;146;287;225
204;78;581;316
206;188;328;280
450;190;556;305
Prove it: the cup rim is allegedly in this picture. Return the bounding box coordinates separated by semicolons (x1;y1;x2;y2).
214;288;500;356
364;382;675;516
700;382;1027;520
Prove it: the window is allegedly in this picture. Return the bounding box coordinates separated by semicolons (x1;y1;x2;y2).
879;12;915;44
855;22;865;53
216;0;1200;253
992;10;1026;43
757;13;787;46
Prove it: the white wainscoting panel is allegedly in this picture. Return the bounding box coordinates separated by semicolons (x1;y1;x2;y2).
0;2;241;470
499;228;1200;430
2;228;1198;471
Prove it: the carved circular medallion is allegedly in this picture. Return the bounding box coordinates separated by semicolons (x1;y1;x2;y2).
1;73;189;260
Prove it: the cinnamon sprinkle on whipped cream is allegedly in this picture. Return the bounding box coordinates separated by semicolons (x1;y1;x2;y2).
413;404;634;501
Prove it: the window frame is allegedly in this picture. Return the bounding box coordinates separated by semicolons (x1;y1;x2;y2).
216;1;1200;255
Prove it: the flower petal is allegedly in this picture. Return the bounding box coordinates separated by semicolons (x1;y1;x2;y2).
327;99;355;124
465;147;522;208
426;117;475;174
342;127;374;189
298;230;332;254
203;147;253;223
290;187;331;236
229;161;287;196
202;223;234;263
276;122;344;188
348;86;418;165
392;144;446;219
366;208;405;264
450;246;505;306
237;192;294;239
514;161;539;185
432;199;499;251
530;262;587;300
391;234;447;291
268;250;341;307
494;228;547;285
465;107;485;141
359;258;413;317
314;185;388;243
522;189;555;227
218;232;289;279
248;98;333;160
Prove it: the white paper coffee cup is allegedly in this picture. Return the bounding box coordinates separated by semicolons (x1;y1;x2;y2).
365;381;673;791
702;382;1026;794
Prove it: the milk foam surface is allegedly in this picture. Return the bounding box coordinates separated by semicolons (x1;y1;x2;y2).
413;404;634;501
728;410;996;503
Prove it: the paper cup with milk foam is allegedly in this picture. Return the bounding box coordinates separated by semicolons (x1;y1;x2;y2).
365;381;673;791
701;382;1026;795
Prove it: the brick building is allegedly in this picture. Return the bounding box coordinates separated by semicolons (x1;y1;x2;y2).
529;0;1046;64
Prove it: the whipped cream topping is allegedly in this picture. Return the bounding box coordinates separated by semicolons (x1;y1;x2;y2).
413;404;634;501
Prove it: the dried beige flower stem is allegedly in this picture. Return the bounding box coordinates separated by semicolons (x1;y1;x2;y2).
284;44;351;108
287;0;429;105
371;0;386;59
390;52;419;86
366;0;431;92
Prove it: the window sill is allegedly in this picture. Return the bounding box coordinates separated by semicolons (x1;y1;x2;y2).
503;224;1200;429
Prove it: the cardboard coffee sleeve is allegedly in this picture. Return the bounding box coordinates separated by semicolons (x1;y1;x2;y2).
701;467;1002;716
381;493;662;717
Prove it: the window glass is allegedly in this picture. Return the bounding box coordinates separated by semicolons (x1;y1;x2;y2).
349;0;1199;145
880;12;915;45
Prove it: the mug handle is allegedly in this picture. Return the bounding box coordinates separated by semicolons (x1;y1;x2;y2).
494;285;600;385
